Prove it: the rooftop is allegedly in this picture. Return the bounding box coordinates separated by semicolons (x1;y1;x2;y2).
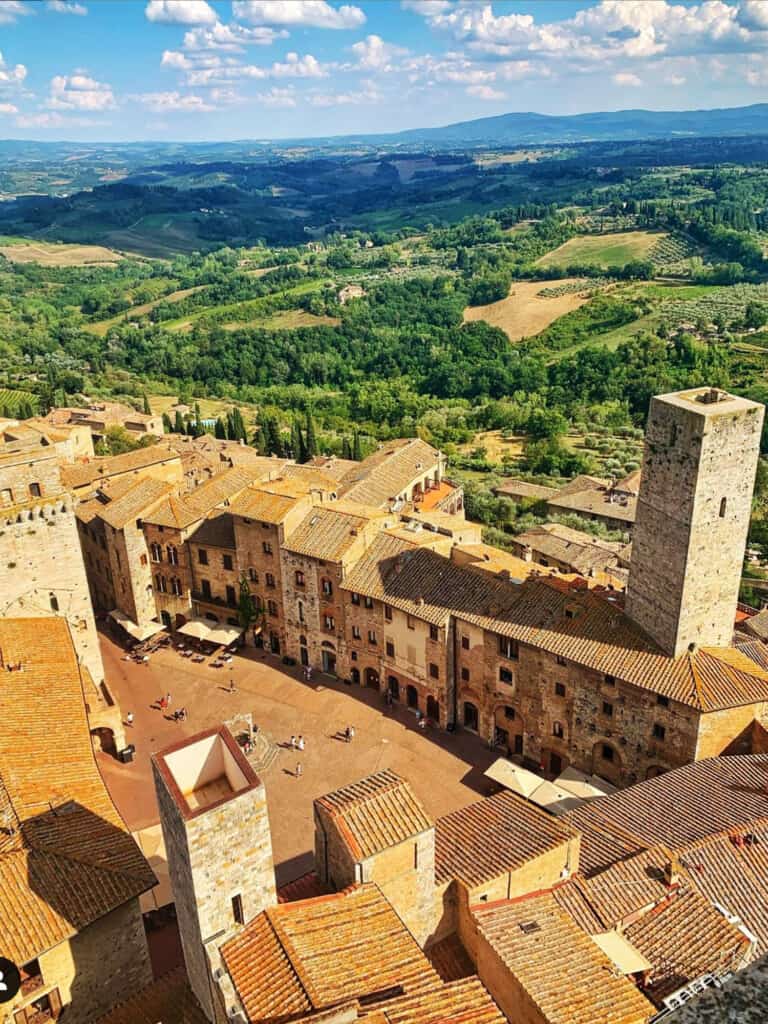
0;618;155;965
283;502;388;562
340;438;442;509
188;511;236;551
61;443;180;491
95;967;207;1024
434;789;576;887
315;770;433;861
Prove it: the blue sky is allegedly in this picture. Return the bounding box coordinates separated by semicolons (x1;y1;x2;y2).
1;0;768;140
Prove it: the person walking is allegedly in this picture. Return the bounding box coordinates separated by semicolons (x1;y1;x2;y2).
165;693;172;707
159;696;168;711
297;735;305;751
296;763;303;778
126;711;134;727
344;725;351;743
349;725;355;742
290;735;296;749
228;674;236;694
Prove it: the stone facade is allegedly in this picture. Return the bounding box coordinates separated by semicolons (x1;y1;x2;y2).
145;521;196;628
153;729;276;1023
188;522;241;628
627;388;764;657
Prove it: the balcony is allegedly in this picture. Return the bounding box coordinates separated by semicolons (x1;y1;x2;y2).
191;590;238;610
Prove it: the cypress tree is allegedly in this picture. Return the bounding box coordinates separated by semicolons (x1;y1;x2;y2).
267;418;283;458
305;410;318;459
255;424;268;455
352;429;362;461
173;410;185;434
215;417;227;439
142;392;151;415
162;412;173;433
226;411;236;440
290;418;302;461
342;436;352;460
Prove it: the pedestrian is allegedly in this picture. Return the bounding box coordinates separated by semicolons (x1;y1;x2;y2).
344;725;351;743
180;707;187;722
159;696;168;711
297;735;305;751
296;762;303;777
349;725;355;742
306;666;313;683
228;675;236;694
290;735;296;749
126;711;134;727
165;693;172;706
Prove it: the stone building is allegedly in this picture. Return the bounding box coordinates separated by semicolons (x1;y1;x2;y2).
626;387;764;657
44;400;165;444
61;442;183;499
0;618;155;1024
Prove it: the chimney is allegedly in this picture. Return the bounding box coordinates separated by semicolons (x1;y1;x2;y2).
664;856;682;889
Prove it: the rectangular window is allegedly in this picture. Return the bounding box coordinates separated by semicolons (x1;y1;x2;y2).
407;615;415;631
322;579;333;597
351;592;360;605
504;706;515;720
324;614;335;630
232;893;244;925
249;568;258;583
201;580;211;599
295;570;305;587
364;595;373;609
352;625;361;640
555;682;566;697
602;701;613;717
553;722;564;738
429;624;439;641
656;694;670;707
461;667;470;681
171;577;182;596
498;636;519;660
140;554;147;566
556;655;567;667
223;554;233;571
604;674;616;686
461;635;470;650
267;600;278;616
429;663;439;679
198;549;208;566
385;641;395;657
499;667;513;684
384;605;392;621
226;585;236;606
368;630;377;645
262;541;273;555
266;573;275;588
29;482;41;498
653;723;666;741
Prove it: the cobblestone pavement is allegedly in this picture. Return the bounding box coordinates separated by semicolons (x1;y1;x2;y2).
96;633;498;885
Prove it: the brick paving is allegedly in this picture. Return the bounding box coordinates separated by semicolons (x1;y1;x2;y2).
96;633;498;885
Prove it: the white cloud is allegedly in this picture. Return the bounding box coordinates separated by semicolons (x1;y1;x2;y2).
145;0;217;26
350;34;408;71
132;90;216;112
0;2;32;25
182;22;287;51
257;86;297;107
738;0;768;30
467;83;505;100
401;0;451;14
271;52;328;77
0;52;27;86
183;63;268;85
665;72;686;85
15;110;104;128
209;87;243;104
613;71;643;87
309;82;380;105
233;0;365;30
47;1;88;14
48;73;116;110
0;101;18;114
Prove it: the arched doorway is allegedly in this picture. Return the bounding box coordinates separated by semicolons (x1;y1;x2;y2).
299;634;309;667
91;727;116;756
365;667;379;689
426;695;439;723
388;675;400;701
350;667;360;685
463;701;479;732
592;740;622;785
406;685;418;710
270;632;281;654
321;641;336;675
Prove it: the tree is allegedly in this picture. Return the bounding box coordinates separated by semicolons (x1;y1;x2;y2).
142;393;151;415
237;575;259;631
352;429;362;461
290;418;303;461
305;409;318;459
215;417;227;439
174;410;185;434
255;423;268;454
162;412;173;433
342;436;352;460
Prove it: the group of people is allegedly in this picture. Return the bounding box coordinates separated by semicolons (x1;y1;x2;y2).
289;735;306;751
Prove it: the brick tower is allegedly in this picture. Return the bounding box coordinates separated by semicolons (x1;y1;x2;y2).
626;387;764;657
152;727;276;1022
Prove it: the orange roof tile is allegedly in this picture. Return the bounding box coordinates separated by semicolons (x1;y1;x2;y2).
61;443;180;490
283;503;387;562
315;770;433;861
95;968;207;1024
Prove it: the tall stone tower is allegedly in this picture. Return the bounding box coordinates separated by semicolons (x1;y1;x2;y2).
152;727;276;1022
626;387;764;658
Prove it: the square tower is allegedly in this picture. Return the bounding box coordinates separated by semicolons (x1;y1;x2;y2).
152;727;276;1022
626;387;764;657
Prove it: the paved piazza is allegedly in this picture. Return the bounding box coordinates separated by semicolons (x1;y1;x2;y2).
97;633;498;887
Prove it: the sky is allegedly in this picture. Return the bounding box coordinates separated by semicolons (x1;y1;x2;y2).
1;0;768;140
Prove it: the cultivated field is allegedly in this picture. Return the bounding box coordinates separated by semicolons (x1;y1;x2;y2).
460;430;526;462
463;279;595;342
84;285;205;337
224;309;341;331
0;240;122;266
536;230;665;270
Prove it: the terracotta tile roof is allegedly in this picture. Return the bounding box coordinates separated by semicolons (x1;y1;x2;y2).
277;871;328;904
742;608;768;642
189;512;236;550
565;755;768;878
0;618;155;964
283;503;387;562
143;466;268;529
306;455;359;481
512;523;623;575
425;934;475;983
623;885;749;1001
279;463;345;493
367;977;507;1023
97;477;176;529
340;438;441;509
95;968;207;1024
315;770;433;861
473;890;654;1024
547;477;637;525
229;477;316;522
343;538;518;629
61;443;180;490
493;478;559;501
575;847;671;928
221;884;440;1022
434;790;575;887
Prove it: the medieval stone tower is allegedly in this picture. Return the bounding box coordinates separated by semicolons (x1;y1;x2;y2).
626;387;764;658
152;727;276;1022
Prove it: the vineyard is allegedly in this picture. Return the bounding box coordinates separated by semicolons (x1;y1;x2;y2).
537;279;606;297
649;233;699;274
0;388;37;415
663;283;768;325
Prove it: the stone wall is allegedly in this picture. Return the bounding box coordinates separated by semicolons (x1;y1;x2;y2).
235;518;289;652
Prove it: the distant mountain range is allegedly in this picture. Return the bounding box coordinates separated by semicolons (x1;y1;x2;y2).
343;103;768;148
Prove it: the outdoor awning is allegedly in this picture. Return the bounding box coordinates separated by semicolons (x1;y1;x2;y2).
177;618;243;645
592;931;652;975
109;609;164;642
484;759;582;815
556;765;618;800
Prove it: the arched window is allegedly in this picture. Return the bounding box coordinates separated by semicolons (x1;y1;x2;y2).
298;600;305;623
299;634;307;647
167;544;179;566
553;721;564;738
171;577;182;596
321;577;333;597
150;542;162;563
